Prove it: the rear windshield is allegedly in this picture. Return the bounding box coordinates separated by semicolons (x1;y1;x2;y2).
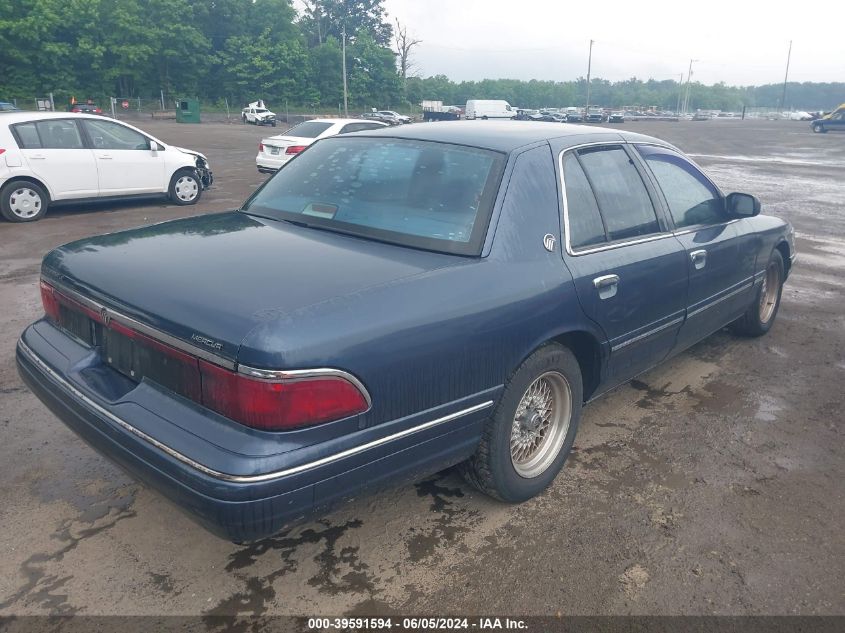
284;121;333;138
242;137;505;255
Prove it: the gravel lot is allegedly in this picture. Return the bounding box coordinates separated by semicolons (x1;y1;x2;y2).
0;119;842;619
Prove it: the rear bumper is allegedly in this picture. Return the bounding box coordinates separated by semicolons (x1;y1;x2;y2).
16;322;493;541
256;154;291;172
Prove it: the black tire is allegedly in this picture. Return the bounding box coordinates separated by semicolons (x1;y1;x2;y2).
812;123;826;133
732;249;785;337
168;169;202;206
0;180;49;222
461;344;583;502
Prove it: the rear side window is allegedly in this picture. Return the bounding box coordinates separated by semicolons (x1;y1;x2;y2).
35;120;85;149
576;146;660;241
12;122;41;148
562;153;606;250
636;145;725;228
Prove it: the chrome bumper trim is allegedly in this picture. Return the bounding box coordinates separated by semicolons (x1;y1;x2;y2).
18;338;492;484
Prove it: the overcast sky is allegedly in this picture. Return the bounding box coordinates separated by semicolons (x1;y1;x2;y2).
305;0;844;86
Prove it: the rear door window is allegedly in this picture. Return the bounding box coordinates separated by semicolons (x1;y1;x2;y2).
576;146;660;242
339;122;383;134
284;121;334;138
34;120;85;149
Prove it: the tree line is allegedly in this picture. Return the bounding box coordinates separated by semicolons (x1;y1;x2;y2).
0;0;842;112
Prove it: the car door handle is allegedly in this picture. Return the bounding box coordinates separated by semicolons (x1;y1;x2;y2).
29;154;46;160
690;249;707;270
98;154;113;160
593;274;620;299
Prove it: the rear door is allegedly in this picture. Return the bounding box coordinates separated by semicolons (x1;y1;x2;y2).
560;145;688;390
81;119;165;195
634;145;754;350
12;119;98;199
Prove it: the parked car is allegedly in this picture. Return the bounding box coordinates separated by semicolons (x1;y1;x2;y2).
378;110;411;124
565;111;583;123
608;111;625;123
255;118;387;173
0;101;20;112
540;112;567;123
584;107;605;123
242;100;276;126
0;112;212;222
691;111;711;121
358;111;399;126
69;103;102;114
17;122;794;541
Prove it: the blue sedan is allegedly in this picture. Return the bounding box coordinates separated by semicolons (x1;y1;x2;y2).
16;122;795;542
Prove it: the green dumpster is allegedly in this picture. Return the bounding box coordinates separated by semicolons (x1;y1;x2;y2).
175;98;201;123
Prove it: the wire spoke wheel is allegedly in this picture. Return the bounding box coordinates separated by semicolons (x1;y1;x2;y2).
510;371;572;478
759;261;780;324
9;187;42;219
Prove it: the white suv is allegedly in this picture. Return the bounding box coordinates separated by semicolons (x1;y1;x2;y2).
0;112;212;222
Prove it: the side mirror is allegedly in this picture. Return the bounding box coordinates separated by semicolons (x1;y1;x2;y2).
726;192;760;217
150;140;159;152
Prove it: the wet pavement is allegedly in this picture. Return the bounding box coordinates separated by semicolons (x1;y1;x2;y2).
0;119;842;618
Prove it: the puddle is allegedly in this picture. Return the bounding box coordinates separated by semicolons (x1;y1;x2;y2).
754;395;783;422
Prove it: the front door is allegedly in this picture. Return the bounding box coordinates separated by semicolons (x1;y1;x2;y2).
13;119;98;199
81;119;164;195
634;145;754;350
560;145;688;390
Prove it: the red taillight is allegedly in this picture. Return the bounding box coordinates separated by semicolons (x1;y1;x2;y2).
0;149;6;155
40;280;61;323
285;145;307;155
199;360;368;431
95;108;102;113
71;107;80;112
258;142;264;152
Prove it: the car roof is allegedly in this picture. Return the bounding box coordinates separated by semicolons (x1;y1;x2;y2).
292;118;388;127
348;120;669;153
0;111;110;124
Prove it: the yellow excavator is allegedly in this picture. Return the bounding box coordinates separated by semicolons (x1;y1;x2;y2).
812;103;845;133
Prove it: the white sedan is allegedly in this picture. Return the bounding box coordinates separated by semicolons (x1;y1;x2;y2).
0;112;212;222
256;118;387;173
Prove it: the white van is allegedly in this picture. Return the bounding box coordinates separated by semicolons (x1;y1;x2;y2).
465;100;516;120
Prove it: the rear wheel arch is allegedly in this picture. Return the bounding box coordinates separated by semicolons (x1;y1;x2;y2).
510;330;603;404
3;175;54;201
775;239;791;277
550;330;603;402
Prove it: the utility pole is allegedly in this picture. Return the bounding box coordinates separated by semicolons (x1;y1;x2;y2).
683;59;698;115
342;24;349;117
585;39;594;108
676;73;683;114
780;40;793;112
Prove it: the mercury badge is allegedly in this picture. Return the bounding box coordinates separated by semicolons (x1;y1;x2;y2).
543;234;556;252
191;333;224;351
